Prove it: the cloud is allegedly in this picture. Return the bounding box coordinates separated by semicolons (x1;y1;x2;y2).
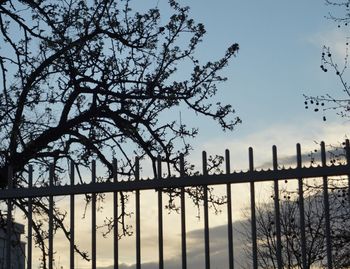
307;28;348;62
97;219;251;269
200;121;350;170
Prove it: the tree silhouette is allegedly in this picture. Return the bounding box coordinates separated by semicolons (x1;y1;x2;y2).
0;0;240;264
0;0;240;185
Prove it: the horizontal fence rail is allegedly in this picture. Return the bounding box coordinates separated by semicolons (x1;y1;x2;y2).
0;140;349;269
0;164;349;199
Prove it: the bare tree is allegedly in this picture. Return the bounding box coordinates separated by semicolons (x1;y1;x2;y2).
304;0;350;120
301;4;350;264
0;0;240;265
241;179;350;269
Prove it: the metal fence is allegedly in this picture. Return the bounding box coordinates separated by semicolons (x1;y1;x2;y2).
1;140;350;269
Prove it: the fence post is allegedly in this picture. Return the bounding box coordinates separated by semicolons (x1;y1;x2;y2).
296;144;307;269
135;157;141;269
113;159;119;269
27;165;33;269
70;161;75;269
321;142;333;269
6;166;13;269
249;147;258;269
202;151;210;269
272;146;283;269
225;149;234;269
91;160;96;269
180;154;187;269
345;139;350;205
49;164;54;269
157;155;164;269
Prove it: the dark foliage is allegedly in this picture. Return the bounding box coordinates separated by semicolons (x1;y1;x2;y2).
0;0;240;265
0;0;240;186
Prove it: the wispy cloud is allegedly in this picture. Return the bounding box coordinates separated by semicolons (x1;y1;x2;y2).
200;121;349;169
97;219;251;269
307;27;349;63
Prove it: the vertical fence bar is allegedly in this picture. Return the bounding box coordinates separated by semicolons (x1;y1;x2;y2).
296;144;307;269
202;151;210;269
49;164;54;269
272;146;283;269
91;160;96;269
27;165;33;269
70;161;75;269
225;149;234;269
321;142;333;269
180;154;187;269
135;157;141;269
157;156;164;269
6;166;13;269
345;139;350;205
113;159;119;269
249;147;258;269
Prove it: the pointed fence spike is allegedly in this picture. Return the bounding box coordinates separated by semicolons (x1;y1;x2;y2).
249;147;254;171
202;151;207;175
296;143;302;168
272;145;278;170
157;155;162;179
321;141;326;165
180;153;185;177
135;157;140;181
225;149;230;174
113;159;118;183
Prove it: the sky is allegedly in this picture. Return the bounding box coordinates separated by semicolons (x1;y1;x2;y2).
11;1;350;268
138;0;350;169
173;0;349;156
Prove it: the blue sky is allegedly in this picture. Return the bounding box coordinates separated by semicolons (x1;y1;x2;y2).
159;0;350;165
126;0;350;170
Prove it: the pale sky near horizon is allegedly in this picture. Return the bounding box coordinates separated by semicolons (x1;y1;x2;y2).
12;1;350;268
